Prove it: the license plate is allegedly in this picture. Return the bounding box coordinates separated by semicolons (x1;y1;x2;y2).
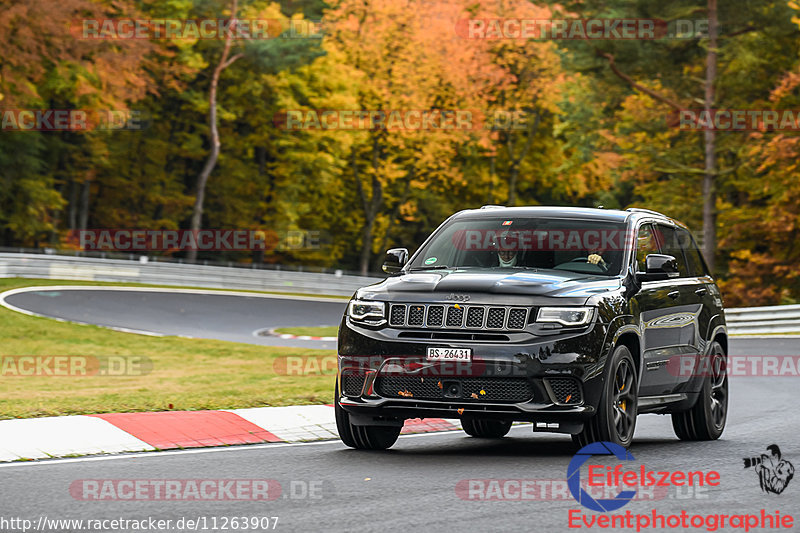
426;347;472;361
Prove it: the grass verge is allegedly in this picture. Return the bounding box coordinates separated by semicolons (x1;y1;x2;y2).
273;326;339;337
0;278;336;419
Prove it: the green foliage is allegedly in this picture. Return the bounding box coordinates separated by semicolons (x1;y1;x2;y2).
1;0;799;302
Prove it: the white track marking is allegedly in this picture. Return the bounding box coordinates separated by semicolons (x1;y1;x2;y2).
0;416;154;462
0;426;516;469
228;406;340;442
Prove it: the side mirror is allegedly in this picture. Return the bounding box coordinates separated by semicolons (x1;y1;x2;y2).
382;248;409;274
635;254;680;283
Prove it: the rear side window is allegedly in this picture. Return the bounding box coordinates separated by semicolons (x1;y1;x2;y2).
635;224;660;272
677;227;709;277
656;225;689;277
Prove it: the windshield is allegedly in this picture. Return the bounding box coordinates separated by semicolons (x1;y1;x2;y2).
407;217;630;276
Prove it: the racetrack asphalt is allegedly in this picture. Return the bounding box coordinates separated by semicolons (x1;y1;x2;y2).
0;285;797;533
1;287;348;349
0;290;800;532
0;356;797;532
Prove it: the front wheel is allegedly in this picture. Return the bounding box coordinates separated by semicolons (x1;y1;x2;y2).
462;418;512;438
334;383;401;450
573;345;638;449
671;341;728;441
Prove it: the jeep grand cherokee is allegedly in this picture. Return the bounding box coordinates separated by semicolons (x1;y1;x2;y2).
335;206;728;450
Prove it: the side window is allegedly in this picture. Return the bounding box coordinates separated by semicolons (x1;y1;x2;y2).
657;225;689;277
636;224;660;272
677;227;709;277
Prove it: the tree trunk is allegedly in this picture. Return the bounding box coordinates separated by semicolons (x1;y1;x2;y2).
78;179;91;231
68;178;77;230
487;155;496;204
505;110;540;206
703;0;718;272
187;0;242;263
354;142;383;275
372;174;412;272
507;164;519;206
358;174;382;275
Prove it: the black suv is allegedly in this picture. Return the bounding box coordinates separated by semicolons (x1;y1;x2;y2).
336;206;728;450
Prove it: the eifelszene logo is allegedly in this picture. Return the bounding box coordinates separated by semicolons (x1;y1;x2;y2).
567;441;721;513
568;441;637;512
743;445;795;495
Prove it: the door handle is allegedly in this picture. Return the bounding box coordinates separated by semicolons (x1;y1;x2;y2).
668;290;680;299
695;288;707;296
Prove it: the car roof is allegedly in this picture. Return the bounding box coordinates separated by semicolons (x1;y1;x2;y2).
452;206;682;226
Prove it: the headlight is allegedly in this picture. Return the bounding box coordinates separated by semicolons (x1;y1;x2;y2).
536;307;594;327
348;299;386;325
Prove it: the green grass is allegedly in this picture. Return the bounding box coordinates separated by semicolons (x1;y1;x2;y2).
273;326;339;337
0;278;337;419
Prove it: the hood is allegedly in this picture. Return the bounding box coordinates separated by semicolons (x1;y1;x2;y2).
358;268;622;300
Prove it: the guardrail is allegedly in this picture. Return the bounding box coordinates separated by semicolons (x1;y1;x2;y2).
0;253;382;297
725;304;800;335
1;252;798;333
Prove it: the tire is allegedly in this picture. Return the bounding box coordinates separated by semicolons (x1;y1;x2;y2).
334;383;401;450
334;383;357;448
462;418;512;438
573;345;638;449
672;341;728;441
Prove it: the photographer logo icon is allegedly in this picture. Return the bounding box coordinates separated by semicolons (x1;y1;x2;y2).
743;445;795;495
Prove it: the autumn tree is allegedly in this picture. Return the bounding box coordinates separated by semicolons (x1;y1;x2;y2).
0;0;160;245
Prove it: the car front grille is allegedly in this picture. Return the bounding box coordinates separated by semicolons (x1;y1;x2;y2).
466;307;484;328
408;305;425;326
426;305;444;326
390;305;406;325
376;376;535;403
389;304;531;331
545;377;583;405
507;308;528;329
342;373;366;397
486;308;505;329
446;306;464;327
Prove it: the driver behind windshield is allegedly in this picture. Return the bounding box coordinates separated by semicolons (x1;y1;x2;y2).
497;249;518;267
495;230;520;267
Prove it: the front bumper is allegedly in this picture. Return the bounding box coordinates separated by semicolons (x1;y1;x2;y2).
337;316;612;429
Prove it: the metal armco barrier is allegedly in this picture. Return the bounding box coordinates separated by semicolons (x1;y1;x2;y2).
1;253;798;333
0;253;382;297
725;304;800;335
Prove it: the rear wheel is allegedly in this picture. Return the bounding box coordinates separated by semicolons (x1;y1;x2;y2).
462;418;512;438
672;341;728;441
573;345;638;449
334;383;401;450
